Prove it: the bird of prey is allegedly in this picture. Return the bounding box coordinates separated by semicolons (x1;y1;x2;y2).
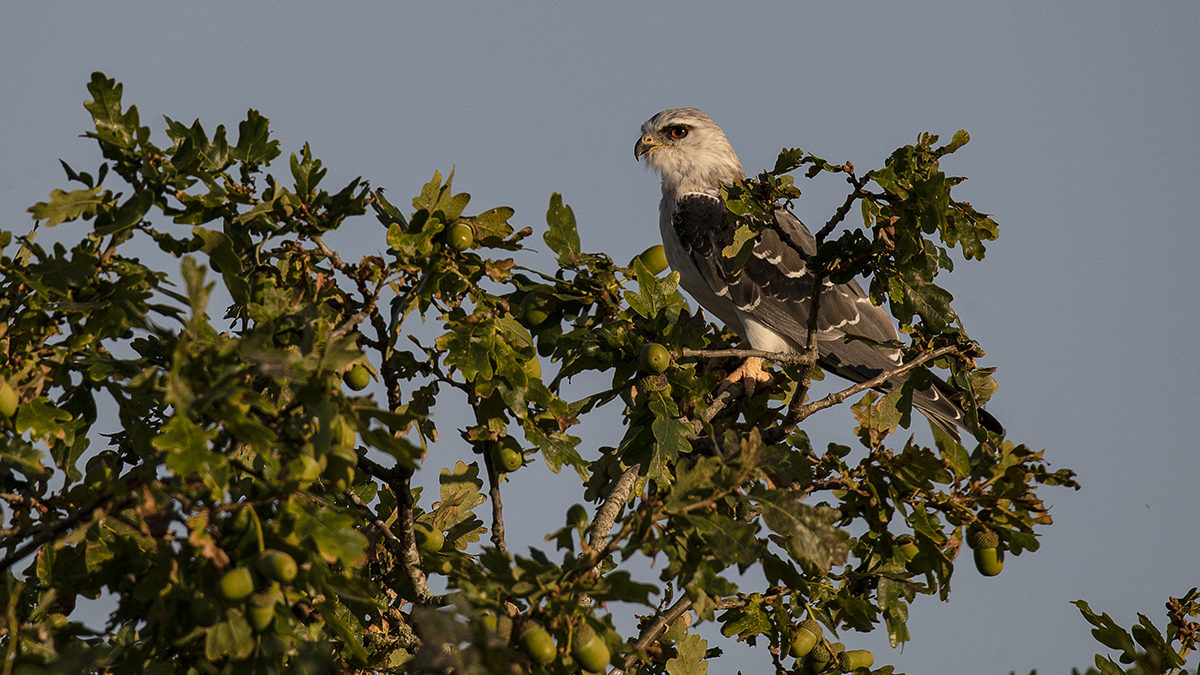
634;107;1001;440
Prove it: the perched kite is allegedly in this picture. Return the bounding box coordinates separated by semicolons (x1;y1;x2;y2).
635;107;1001;439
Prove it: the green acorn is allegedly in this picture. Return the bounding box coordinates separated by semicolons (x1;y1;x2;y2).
973;546;1005;576
843;648;874;670
638;343;670;373
571;624;611;672
518;622;556;665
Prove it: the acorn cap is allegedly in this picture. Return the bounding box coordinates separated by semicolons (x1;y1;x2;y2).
968;528;999;549
808;640;831;663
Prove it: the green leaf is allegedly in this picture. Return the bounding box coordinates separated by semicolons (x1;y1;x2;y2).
317;600;369;663
155;416;226;498
437;319;495;383
647;395;692;488
1072;600;1137;654
291;143;327;196
887;273;956;332
588;570;657;604
231;109;280;165
496;316;534;351
625;264;680;320
28;187;105;227
684;514;759;567
286;498;368;566
720;223;757;260
430;460;487;533
204;610;254;661
192;227;249;304
544;193;581;266
525;425;586;478
96;189;153;236
752;489;851;572
84;72;143;149
665;633;709;675
719;599;771;638
942;129;970;154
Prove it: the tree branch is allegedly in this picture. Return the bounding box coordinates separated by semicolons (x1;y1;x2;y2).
610;596;694;675
765;344;961;445
814;162;866;243
481;443;508;554
0;493;132;574
679;347;816;366
356;456;439;605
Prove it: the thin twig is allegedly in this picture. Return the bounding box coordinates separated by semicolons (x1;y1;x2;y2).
610;596;694;675
4;578;24;675
679;347;817;366
764;344;960;445
814;164;866;243
0;494;132;573
330;309;370;342
310;235;345;269
792;344;959;422
481;443;507;554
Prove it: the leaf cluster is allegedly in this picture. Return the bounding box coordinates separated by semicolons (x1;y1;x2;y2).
0;73;1078;674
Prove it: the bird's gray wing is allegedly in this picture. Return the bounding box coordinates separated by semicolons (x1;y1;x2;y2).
672;192;897;354
671;192;1003;438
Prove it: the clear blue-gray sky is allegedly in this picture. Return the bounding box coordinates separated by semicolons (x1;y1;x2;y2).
3;3;1197;673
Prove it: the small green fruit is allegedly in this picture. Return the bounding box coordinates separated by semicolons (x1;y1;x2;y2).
638;343;670;373
413;520;444;553
189;595;222;627
246;592;276;631
843;649;874;670
217;567;256;602
571;625;611;672
257;550;298;584
84;450;121;486
492;437;523;472
447;222;475;250
973;546;1004;576
634;244;669;275
788;628;817;658
343;364;371;391
520;293;553;327
518;622;556;665
496;614;514;643
0;379;17;418
790;618;823;658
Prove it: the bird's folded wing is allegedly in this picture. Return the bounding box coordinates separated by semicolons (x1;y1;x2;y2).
671;192;899;358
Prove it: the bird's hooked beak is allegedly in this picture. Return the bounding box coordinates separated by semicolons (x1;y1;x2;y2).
634;134;657;160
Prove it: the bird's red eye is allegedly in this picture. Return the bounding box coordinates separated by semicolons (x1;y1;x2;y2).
668;126;688;139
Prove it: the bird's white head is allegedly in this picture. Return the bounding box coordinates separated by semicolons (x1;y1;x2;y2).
635;108;745;198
